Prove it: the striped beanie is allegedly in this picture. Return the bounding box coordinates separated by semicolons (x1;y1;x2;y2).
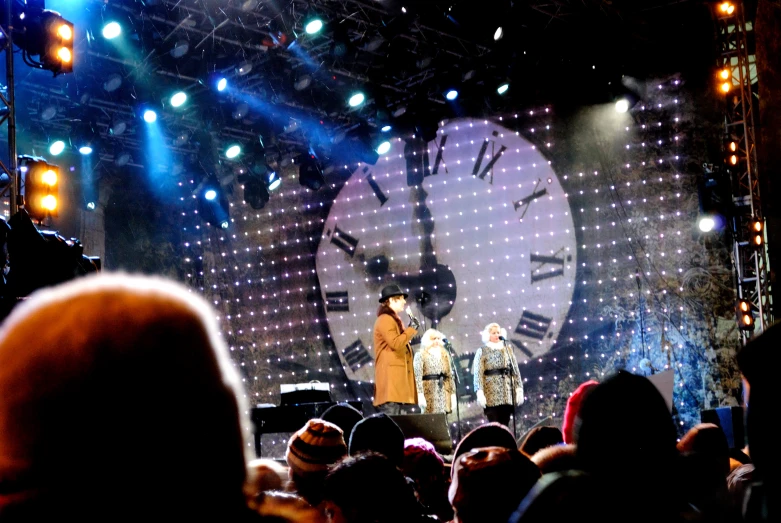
286;418;347;477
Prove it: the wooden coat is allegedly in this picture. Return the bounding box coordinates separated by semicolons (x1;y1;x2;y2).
373;313;418;406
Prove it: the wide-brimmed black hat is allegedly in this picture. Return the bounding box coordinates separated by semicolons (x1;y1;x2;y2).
379;284;408;303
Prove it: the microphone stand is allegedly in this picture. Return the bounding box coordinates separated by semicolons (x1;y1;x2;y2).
501;337;518;440
443;338;462;441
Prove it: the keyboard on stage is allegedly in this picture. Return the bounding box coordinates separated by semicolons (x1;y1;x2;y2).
250;400;362;457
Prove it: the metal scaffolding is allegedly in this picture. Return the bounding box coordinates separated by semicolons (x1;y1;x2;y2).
1;0;19;217
715;1;773;343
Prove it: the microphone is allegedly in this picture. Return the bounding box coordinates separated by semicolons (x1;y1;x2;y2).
405;306;414;317
498;335;506;341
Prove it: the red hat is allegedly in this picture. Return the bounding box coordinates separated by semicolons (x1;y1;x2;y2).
562;380;599;444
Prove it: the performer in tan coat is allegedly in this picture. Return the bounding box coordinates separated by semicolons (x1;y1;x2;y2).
373;284;420;415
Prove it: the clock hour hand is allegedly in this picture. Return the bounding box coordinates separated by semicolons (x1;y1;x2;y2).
408;186;457;325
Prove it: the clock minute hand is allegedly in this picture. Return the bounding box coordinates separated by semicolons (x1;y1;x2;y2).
411;186;437;270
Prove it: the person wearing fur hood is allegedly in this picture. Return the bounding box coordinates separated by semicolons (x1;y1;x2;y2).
472;323;523;428
414;329;456;414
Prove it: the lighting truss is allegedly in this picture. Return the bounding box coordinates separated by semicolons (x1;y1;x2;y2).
714;0;773;343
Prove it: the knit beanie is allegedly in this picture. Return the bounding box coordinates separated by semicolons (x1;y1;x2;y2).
321;402;364;443
286;419;347;478
348;413;405;466
561;380;599;444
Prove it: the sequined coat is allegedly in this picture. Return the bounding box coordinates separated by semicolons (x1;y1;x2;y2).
413;346;455;414
473;341;523;408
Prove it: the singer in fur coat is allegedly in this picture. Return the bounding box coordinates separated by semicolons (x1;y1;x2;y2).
473;323;523;426
414;329;456;414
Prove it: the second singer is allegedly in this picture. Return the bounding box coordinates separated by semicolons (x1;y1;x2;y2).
414;329;456;414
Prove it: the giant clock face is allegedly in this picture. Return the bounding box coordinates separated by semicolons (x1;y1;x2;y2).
315;118;577;385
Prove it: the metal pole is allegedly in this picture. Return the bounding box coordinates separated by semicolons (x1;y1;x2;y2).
2;0;18;216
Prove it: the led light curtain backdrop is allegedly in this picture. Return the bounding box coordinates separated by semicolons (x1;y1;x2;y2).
181;76;741;453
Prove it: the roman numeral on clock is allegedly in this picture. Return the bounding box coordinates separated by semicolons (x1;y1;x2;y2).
473;135;507;181
530;251;569;283
514;311;553;341
325;291;349;312
513;180;548;220
365;173;388;206
343;339;372;372
329;225;358;257
431;133;449;175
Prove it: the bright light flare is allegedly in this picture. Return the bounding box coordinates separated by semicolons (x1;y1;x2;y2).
497;83;509;95
170;91;187;107
41;195;58;211
719;2;735;15
78;146;93;155
102;21;121;39
217;77;228;91
143;110;157;123
615;99;630;113
226;145;241;159
494;27;503;41
57;47;71;63
42;169;58;186
445;89;459;101
49;140;65;156
376;141;391;155
698;216;716;232
348;92;365;107
204;189;217;201
305;19;323;34
57;24;72;40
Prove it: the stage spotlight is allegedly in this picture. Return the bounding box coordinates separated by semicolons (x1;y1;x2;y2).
114;149;132;167
737;299;754;330
615;99;630;113
750;218;764;247
268;170;281;190
78;145;93;155
348;92;365;107
197;176;230;228
170;91;187;107
445;89;459;101
697;215;716;233
86;201;96;211
294;74;312;91
102;21;121;39
143;109;157;123
225;144;241;159
14;8;75;75
298;154;325;191
18;155;60;221
103;73;123;93
494;27;503;41
381;124;392;132
204;189;217;200
719;2;735;15
242;178;270;209
217;77;228;91
376;140;392;155
719;68;731;93
497;82;510;95
305;18;324;35
170;40;189;58
49;140;66;156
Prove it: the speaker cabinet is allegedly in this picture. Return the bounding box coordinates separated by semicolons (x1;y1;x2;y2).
390;413;453;455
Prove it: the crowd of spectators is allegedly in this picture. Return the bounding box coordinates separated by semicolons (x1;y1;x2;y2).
0;273;773;522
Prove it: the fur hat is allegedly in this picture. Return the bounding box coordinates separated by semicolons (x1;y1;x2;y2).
349;413;405;466
561;380;599;444
286;419;347;478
